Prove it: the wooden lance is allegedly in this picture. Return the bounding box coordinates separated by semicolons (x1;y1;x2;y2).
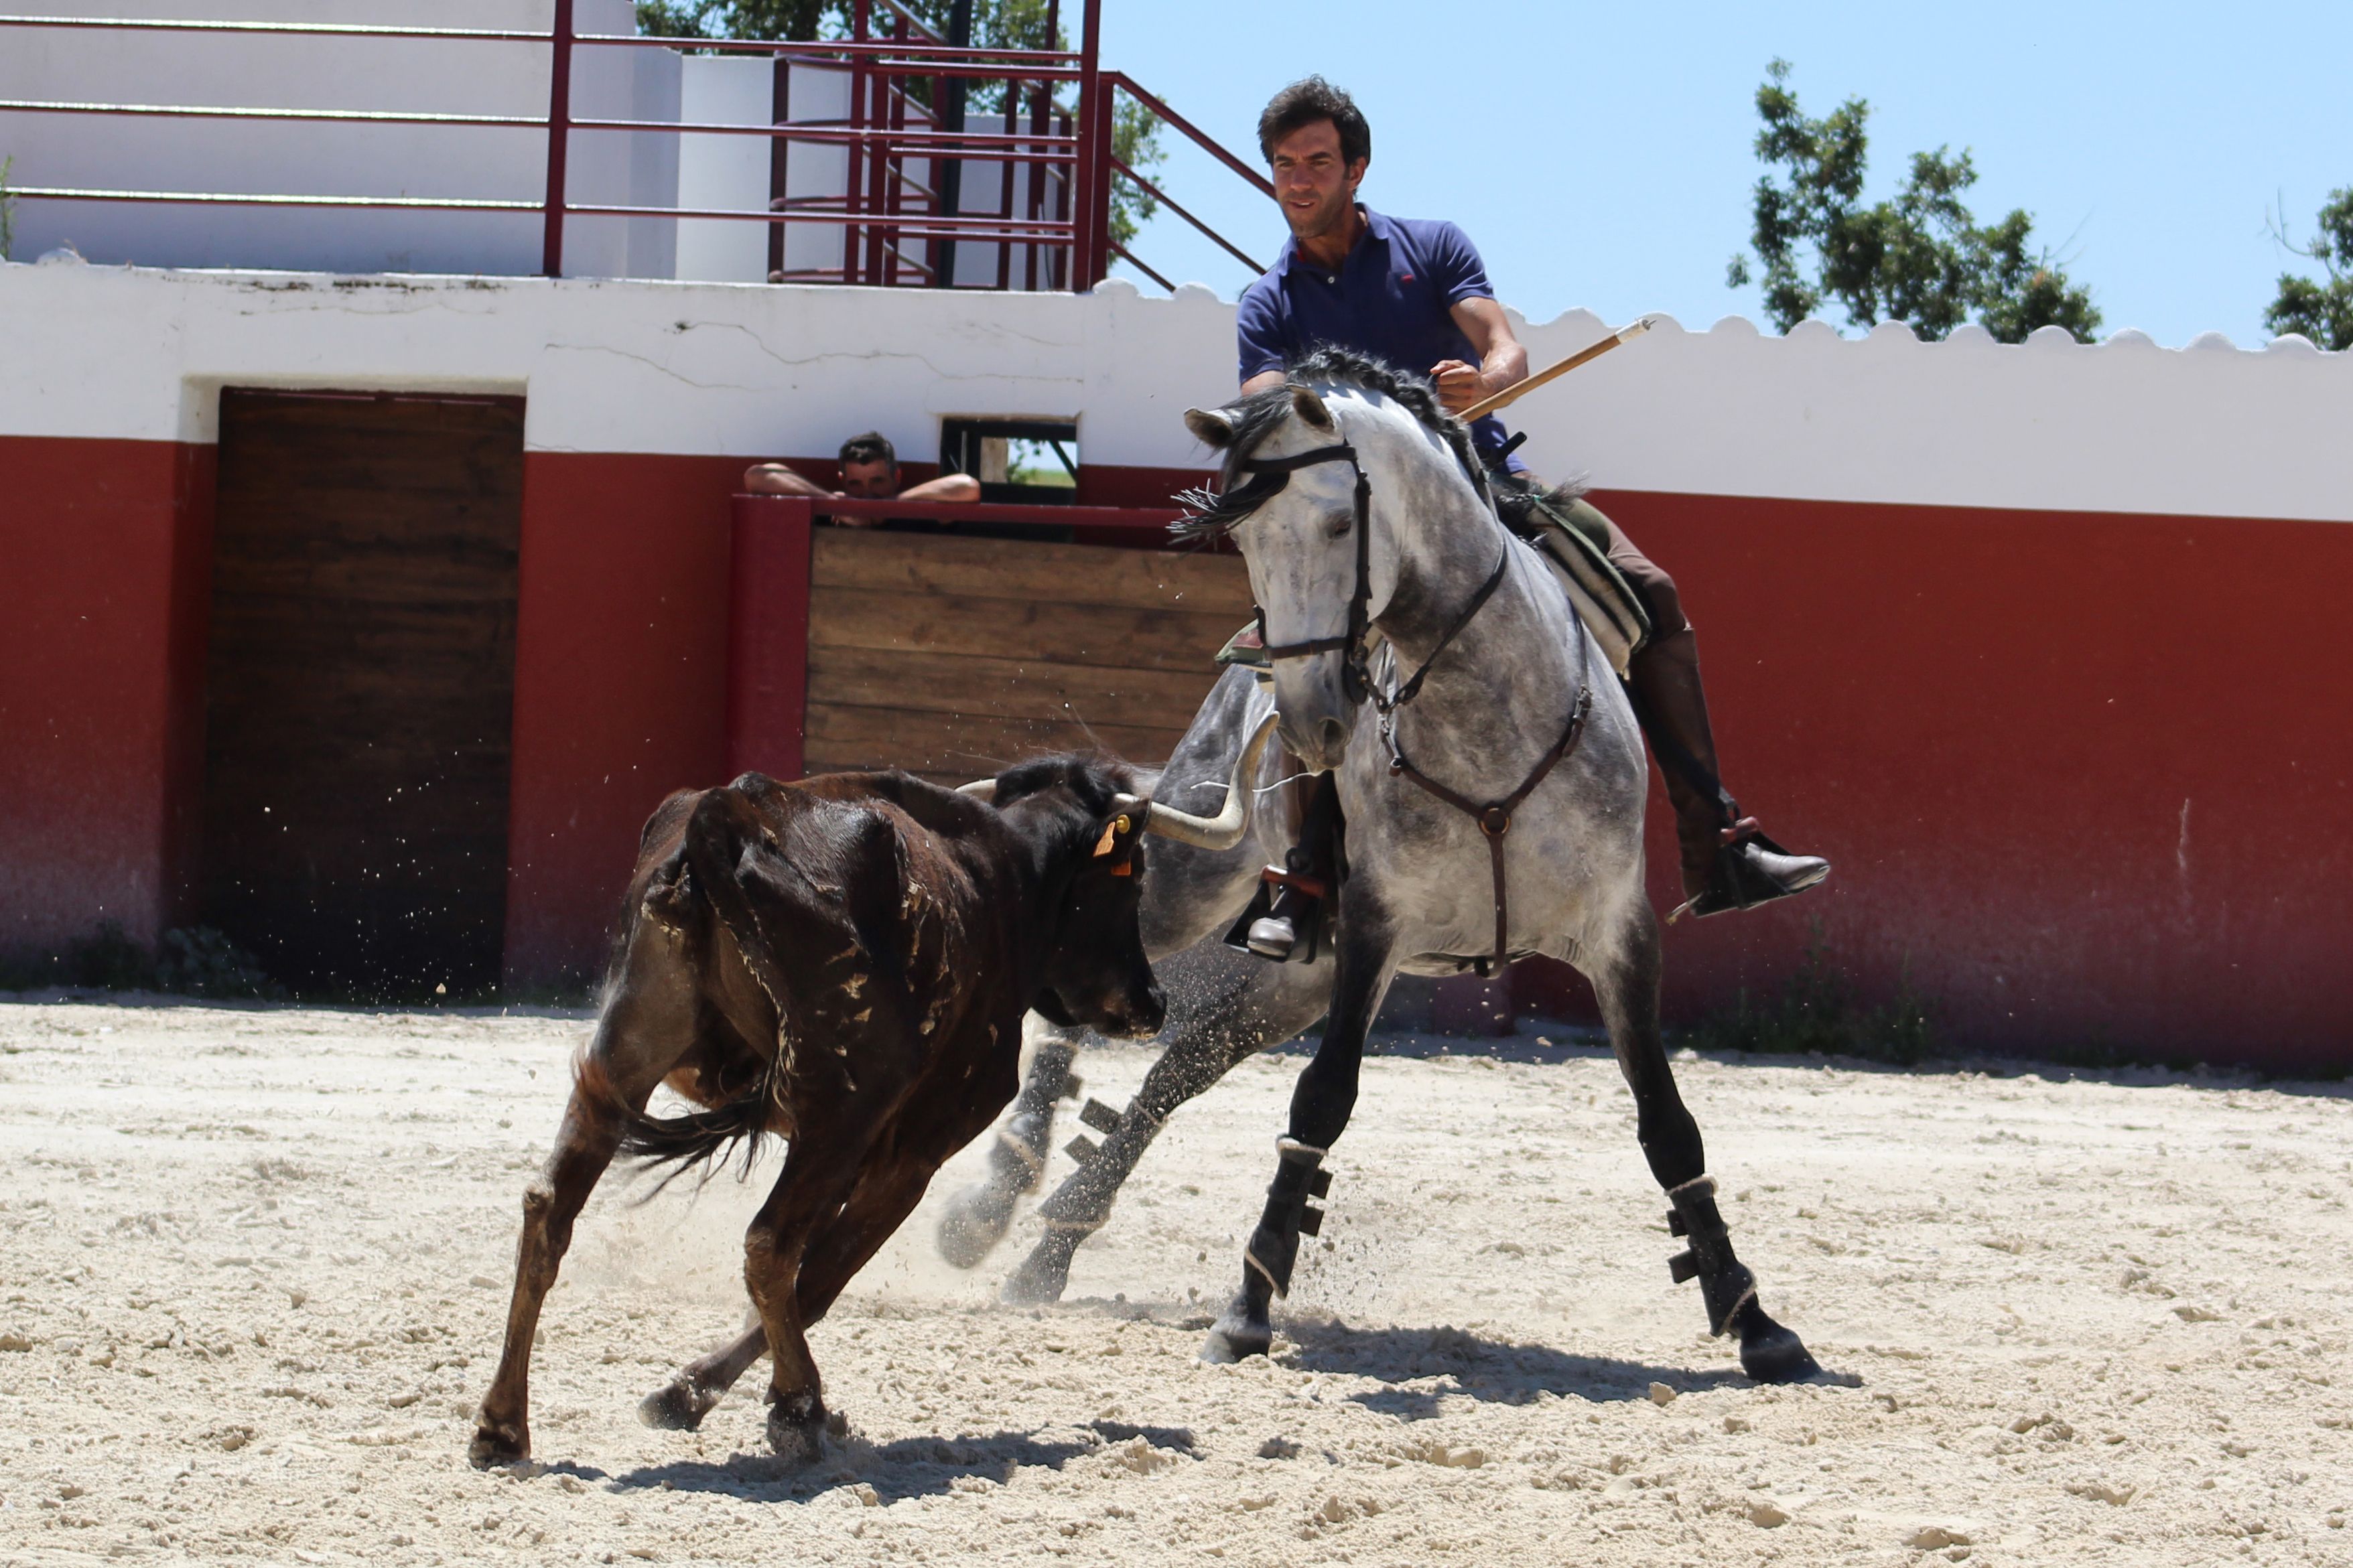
1455;315;1660;423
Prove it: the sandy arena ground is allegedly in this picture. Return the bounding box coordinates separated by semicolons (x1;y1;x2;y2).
1;1000;2349;1567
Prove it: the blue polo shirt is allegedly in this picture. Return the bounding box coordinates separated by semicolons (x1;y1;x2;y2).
1235;205;1523;470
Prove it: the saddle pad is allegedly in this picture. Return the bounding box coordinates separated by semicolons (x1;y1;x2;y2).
1522;495;1650;679
1213;621;1272;670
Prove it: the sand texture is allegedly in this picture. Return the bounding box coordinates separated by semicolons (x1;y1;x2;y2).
1;999;2349;1565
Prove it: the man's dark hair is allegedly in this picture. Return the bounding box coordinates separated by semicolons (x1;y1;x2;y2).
1257;76;1370;168
838;431;896;470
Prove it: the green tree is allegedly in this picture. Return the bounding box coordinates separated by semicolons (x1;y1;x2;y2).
0;155;15;263
2265;188;2353;350
636;0;1160;249
1726;60;2099;343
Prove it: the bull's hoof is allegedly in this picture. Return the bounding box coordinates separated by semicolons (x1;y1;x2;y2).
936;1180;1018;1271
765;1395;828;1464
466;1413;530;1469
637;1376;721;1431
1735;1305;1824;1384
1199;1293;1272;1364
998;1227;1082;1306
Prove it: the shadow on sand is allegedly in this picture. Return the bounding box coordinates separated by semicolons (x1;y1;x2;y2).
601;1419;1193;1504
1274;1317;1768;1420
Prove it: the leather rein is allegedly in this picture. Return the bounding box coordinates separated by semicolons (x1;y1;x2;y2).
1224;434;1595;973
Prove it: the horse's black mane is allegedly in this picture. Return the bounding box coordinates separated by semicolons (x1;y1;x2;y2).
1171;347;1489;541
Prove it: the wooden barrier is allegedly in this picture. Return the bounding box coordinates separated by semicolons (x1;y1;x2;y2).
728;495;1250;789
805;530;1249;784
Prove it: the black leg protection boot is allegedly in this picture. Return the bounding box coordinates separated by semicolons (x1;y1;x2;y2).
999;1096;1155;1305
1201;1139;1330;1362
1626;628;1830;920
937;1041;1078;1269
1665;1175;1822;1382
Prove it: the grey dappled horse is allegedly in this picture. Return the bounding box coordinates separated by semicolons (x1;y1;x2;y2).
937;350;1818;1381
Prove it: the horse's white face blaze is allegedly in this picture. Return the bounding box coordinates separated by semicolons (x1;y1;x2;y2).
1223;397;1390;772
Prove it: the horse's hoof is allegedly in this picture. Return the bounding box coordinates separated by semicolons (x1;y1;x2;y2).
998;1232;1079;1305
936;1182;1016;1271
1737;1310;1824;1384
466;1414;530;1469
1199;1297;1272;1364
637;1378;718;1431
765;1401;827;1464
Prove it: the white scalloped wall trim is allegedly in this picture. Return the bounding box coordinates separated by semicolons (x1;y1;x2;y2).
0;265;2344;522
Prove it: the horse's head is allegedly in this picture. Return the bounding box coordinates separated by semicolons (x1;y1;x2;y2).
1183;382;1391;772
1176;366;1487;780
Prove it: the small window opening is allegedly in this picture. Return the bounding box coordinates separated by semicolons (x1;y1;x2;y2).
941;418;1080;504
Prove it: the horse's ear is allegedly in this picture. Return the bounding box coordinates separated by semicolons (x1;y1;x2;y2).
1185;407;1237;449
1288;384;1335;430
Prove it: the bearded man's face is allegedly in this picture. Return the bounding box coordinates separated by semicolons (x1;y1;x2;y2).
1268;119;1365;245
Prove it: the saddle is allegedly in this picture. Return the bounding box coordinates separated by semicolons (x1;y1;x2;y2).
1495;481;1651;679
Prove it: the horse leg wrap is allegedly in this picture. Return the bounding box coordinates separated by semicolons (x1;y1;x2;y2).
984;1040;1077;1191
1060;1097;1126;1164
1241;1139;1331;1299
1664;1175;1757;1338
1035;1102;1162;1230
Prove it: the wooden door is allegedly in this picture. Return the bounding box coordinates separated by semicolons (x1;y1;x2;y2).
801;528;1254;787
198;388;524;998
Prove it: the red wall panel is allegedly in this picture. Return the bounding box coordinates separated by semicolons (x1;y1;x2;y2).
0;436;212;954
8;431;2346;1069
1526;489;2353;1070
501;452;744;988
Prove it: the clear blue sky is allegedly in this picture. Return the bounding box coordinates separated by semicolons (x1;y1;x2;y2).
1097;1;2352;348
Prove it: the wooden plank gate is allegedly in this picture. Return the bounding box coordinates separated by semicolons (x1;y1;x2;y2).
728;496;1251;788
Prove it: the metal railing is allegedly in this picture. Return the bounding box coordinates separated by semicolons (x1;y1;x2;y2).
0;2;1271;290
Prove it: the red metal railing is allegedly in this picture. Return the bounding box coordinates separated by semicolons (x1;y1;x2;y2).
0;5;1270;291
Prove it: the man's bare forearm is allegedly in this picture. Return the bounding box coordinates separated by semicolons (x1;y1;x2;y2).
1479;337;1528;397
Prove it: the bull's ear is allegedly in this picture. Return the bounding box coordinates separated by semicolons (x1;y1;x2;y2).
1185;406;1237;449
1288;384;1335;430
1091;812;1140;874
1091;812;1134;857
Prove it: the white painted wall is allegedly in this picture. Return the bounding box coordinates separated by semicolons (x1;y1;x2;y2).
775;64;850;282
0;0;678;278
674;56;771;286
1;260;2345;522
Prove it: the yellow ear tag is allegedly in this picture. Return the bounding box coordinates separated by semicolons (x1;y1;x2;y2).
1091;815;1130;858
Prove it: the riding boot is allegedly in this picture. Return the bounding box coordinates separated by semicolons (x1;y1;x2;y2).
1233;773;1340;963
1625;627;1830;918
1201;1139;1330;1362
1664;1175;1821;1382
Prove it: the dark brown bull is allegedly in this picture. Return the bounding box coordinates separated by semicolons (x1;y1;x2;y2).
470;719;1274;1466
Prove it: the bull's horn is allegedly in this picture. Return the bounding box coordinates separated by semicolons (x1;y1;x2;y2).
1136;709;1280;851
957;778;998;801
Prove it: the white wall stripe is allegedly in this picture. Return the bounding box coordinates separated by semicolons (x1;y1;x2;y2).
3;262;2346;522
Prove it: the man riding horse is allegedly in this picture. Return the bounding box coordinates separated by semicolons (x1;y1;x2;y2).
1227;77;1828;961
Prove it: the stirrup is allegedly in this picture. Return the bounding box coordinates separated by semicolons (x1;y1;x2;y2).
1223;865;1327;964
1670;825;1830;923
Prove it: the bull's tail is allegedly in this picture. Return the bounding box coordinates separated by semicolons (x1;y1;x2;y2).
612;783;827;1184
613;1086;772;1176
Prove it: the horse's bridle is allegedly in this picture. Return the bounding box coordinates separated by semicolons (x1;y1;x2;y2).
1215;429;1595;973
1234;440;1510;711
1230;441;1376;704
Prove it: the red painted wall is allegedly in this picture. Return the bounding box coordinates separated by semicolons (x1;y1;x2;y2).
0;435;212;956
9;433;2346;1069
1511;489;2353;1070
500;452;743;989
